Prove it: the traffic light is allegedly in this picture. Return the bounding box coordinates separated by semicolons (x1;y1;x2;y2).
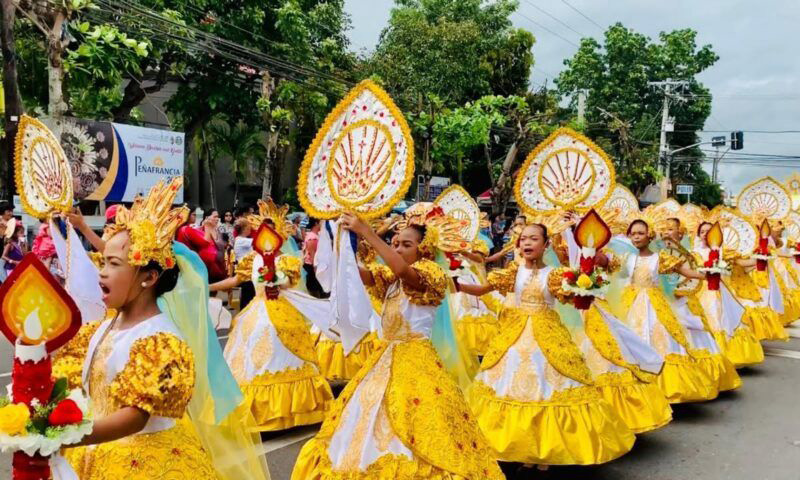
731;131;744;150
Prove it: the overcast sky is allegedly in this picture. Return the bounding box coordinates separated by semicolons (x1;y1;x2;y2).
343;0;800;199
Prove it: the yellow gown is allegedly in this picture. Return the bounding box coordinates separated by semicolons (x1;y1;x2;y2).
772;253;800;325
224;253;333;431
292;259;504;480
453;240;501;356
54;316;218;479
468;263;635;465
728;262;788;341
614;252;721;403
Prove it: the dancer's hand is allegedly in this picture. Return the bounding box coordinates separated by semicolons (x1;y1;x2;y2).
341;212;371;237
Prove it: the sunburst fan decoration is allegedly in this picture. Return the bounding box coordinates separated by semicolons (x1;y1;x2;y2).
737;177;791;224
785;173;800;211
14;115;74;219
600;184;639;234
707;206;758;256
680;203;707;238
653;199;681;216
434;185;482;242
247;199;294;240
298;80;414;220
514;128;615;215
396;203;470;255
626;203;673;236
784;211;800;242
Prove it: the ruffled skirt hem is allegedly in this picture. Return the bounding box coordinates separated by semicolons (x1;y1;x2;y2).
595;372;672;434
316;333;382;382
241;370;333;431
467;384;635;465
713;329;764;367
743;307;788;341
657;354;719;404
291;437;482;480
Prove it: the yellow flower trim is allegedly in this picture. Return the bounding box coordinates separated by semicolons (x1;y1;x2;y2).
471;380;600;406
481;307;594;385
53;322;103;389
365;260;446;306
513;127;616;216
298;79;415;220
277;255;302;287
110;333;195;418
0;404;30;436
548;267;573;304
266;296;319;364
487;262;519;296
727;264;763;301
88;251;105;271
584;306;656;383
235;251;256;283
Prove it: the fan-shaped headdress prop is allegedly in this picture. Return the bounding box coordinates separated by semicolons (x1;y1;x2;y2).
783;211;800;243
785;173;800;212
14;115;74;219
706;206;758;256
599;184;639;234
514;127;615;216
395;203;470;258
298;80;414;220
246;199;294;240
680;203;707;239
737;177;791;225
434;184;484;242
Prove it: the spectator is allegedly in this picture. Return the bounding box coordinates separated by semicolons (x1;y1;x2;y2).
219;210;234;239
3;224;26;275
491;213;506;253
302;218;327;298
32;219;56;267
233;218;253;260
0;202;13;223
292;215;304;246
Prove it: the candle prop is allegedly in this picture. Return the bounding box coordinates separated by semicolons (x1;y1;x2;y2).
755;219;771;272
563;209;612;310
253;223;284;300
0;254;90;480
702;222;724;291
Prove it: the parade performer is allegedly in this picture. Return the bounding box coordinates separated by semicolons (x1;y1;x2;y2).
435;185;500;357
657;214;741;392
292;79;502;479
453;129;637;465
736;178;792;338
609;211;721;404
210;199;334;431
692;211;764;367
53;178;270;479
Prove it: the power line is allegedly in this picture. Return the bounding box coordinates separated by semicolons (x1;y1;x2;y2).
513;11;580;48
520;0;587;38
559;0;604;31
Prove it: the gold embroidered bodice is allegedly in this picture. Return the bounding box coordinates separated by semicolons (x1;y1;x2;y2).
381;284;424;342
519;269;548;310
632;256;658;288
87;328;115;418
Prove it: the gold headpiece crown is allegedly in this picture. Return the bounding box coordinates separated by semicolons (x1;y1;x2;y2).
396;203;470;258
247;199;294;240
104;177;188;269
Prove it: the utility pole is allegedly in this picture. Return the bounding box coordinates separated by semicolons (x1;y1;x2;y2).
649;79;689;200
577;89;587;124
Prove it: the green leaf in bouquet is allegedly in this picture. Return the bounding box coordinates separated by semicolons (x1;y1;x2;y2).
29;416;48;435
50;378;69;403
0;396;9;408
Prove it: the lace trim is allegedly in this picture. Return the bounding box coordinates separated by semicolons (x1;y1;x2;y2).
247;363;320;386
471;380;601;405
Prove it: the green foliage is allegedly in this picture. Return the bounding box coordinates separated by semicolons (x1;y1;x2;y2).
556;23;722;206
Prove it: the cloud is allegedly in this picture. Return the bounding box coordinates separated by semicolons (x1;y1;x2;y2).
344;0;800;197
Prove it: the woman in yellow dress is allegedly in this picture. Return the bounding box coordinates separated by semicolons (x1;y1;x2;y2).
610;219;721;404
457;223;635;465
766;221;800;325
53;178;269;480
292;206;504;480
210;200;333;431
693;221;764;367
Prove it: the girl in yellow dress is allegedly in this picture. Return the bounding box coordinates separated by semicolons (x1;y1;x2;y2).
458;223;635;465
53;178;269;480
610;219;721;404
766;221;800;325
693;221;764;367
292;206;504;480
210;200;333;431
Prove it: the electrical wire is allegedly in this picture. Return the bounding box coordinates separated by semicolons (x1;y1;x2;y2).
513;10;580;48
559;0;604;31
520;0;587;38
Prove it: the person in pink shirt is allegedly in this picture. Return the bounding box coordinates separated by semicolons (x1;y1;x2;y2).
302;218;326;298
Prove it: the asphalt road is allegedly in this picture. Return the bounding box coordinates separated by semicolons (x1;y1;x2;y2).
2;328;800;479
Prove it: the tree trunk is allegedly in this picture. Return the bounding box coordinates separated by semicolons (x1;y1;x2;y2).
491;140;519;215
259;71;276;201
202;129;216;209
0;0;23;201
46;11;67;119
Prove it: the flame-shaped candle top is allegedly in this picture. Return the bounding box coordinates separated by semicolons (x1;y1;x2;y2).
759;219;771;239
706;222;724;249
0;254;81;351
574;209;612;250
253;223;284;256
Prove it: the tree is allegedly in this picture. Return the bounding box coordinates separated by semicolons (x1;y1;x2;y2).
556;24;722;206
368;0;534;197
206;117;268;208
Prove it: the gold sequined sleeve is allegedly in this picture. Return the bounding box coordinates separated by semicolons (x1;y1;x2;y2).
110;333;195;418
658;250;685;274
471;239;489;257
365;262;396;301
52;322;102;389
487;262;519;296
604;252;622;274
277;255;302;287
722;250;743;263
547;267;572;304
403;259;447;306
235;251;256;283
